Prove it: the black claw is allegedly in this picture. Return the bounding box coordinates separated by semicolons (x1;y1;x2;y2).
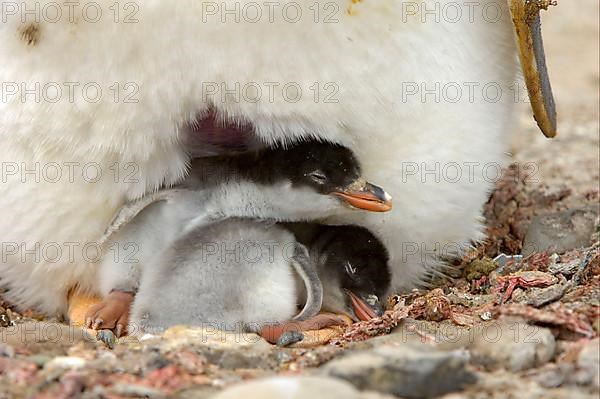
93;319;103;330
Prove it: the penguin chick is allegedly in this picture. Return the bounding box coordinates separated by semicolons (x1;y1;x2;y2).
128;221;391;343
128;219;329;337
258;224;392;346
308;225;391;322
87;141;392;335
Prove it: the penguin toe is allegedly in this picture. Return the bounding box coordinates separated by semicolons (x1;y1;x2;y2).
92;318;104;330
258;314;348;345
83;291;134;336
298;313;348;330
84;301;106;328
115;313;129;338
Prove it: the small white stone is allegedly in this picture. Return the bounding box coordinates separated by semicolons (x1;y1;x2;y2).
212;376;362;399
140;333;158;341
44;356;87;371
480;311;493;321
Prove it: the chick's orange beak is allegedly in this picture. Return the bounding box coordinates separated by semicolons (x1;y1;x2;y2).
346;290;384;322
334;181;392;212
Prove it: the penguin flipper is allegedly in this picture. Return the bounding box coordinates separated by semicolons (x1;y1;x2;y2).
290;243;323;321
98;189;189;246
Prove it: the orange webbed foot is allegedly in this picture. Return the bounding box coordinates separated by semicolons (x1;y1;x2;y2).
84;291;134;337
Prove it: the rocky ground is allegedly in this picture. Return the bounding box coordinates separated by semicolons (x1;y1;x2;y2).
1;2;599;398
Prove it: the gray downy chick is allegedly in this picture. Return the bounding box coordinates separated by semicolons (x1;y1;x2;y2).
87;141;392;337
129;222;391;345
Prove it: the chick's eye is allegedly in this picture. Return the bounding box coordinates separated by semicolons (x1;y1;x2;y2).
344;261;357;276
309;171;327;184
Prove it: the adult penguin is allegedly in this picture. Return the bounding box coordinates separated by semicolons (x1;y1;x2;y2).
0;0;556;316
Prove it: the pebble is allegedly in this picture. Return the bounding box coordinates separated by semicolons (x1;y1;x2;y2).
522;208;598;256
480;312;493;321
548;257;581;276
447;290;495;308
511;275;568;307
493;254;524;270
0;322;96;355
159;326;279;370
110;383;167;399
96;329;117;349
455;369;597;399
0;343;15;358
0;307;12;328
25;354;52;368
319;343;476;398
526;363;573;389
210;376;391;399
469;321;556;372
573;338;599;388
523;339;600;390
44;356;87;372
